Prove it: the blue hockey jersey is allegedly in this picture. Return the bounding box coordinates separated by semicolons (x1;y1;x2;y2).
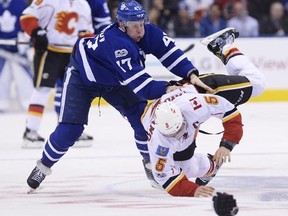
70;23;197;100
0;0;27;52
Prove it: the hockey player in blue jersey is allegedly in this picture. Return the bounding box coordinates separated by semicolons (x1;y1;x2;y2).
0;0;33;112
53;0;113;147
26;0;213;191
54;0;112;114
86;0;112;33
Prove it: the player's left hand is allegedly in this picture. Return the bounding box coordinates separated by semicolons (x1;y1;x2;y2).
213;146;231;165
213;192;239;215
189;74;215;94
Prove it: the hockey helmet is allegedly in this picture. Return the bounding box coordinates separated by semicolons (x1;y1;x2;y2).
116;0;148;23
155;102;184;136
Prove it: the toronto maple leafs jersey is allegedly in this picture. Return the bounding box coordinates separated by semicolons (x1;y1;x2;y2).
141;85;243;195
0;0;27;52
21;0;94;51
85;0;111;33
70;22;197;100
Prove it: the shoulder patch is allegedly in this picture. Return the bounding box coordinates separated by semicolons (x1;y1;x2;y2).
115;49;128;58
156;145;169;157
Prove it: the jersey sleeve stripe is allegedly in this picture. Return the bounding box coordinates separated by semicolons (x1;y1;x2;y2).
79;39;96;82
122;70;146;85
133;78;153;93
94;16;112;23
163;171;185;190
159;46;178;62
166;55;186;71
222;109;240;122
95;21;111;30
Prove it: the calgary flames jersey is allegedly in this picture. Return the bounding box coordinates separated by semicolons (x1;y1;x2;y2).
21;0;94;52
141;85;243;196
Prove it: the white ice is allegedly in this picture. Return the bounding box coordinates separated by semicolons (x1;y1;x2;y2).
0;102;288;216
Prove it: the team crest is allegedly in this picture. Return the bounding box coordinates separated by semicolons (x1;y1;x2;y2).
156;145;169;157
55;11;78;35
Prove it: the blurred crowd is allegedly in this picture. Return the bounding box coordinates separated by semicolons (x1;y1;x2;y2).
107;0;288;37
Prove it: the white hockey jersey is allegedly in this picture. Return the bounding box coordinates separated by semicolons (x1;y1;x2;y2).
141;85;243;196
21;0;94;52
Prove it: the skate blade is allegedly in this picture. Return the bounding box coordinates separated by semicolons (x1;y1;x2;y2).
22;140;44;149
200;27;235;45
72;140;93;148
27;187;36;194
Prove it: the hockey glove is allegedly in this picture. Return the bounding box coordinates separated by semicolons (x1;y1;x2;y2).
213;192;239;216
31;27;48;53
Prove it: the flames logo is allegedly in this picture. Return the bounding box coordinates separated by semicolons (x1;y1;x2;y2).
55;11;78;35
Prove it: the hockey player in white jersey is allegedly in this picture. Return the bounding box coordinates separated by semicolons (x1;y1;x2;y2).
140;28;266;197
141;85;242;197
20;0;95;148
0;0;33;112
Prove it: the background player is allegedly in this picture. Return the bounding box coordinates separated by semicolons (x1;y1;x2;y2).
0;0;33;113
20;0;94;148
86;0;112;33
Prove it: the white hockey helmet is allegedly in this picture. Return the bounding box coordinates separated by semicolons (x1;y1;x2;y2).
155;102;184;136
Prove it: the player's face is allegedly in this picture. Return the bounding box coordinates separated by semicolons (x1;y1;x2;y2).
125;20;145;42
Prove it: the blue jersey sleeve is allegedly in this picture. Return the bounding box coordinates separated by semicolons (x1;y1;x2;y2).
72;24;167;100
86;0;112;34
138;24;198;78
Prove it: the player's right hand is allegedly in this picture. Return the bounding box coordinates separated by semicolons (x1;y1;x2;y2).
194;185;215;197
31;27;48;53
214;146;231;165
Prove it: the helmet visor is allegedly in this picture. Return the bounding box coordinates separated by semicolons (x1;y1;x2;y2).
125;20;145;28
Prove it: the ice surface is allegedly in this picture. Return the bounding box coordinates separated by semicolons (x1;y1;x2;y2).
0;102;287;216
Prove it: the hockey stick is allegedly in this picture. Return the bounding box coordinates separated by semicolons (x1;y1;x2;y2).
199;129;223;135
0;39;73;47
182;43;195;53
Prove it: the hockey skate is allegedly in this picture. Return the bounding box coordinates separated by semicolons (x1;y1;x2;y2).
200;27;239;63
142;159;163;190
27;160;52;193
22;128;45;149
195;154;223;186
73;132;94;148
